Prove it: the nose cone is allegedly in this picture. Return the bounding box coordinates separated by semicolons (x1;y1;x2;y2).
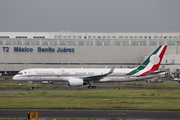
12;75;18;80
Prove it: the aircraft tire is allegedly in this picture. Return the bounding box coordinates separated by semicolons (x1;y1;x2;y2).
92;86;96;89
88;86;96;89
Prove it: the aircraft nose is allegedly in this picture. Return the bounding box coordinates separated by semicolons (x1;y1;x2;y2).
12;75;18;80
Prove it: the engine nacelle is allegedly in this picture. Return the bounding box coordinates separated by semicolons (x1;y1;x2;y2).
68;78;84;86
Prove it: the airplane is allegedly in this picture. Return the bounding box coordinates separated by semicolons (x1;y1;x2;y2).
13;45;167;89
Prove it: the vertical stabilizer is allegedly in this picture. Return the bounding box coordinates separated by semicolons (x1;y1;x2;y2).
126;45;167;76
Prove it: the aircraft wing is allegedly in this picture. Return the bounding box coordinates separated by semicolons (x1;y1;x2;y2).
81;66;115;81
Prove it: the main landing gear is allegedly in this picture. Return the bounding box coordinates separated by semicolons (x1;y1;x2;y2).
87;81;96;89
88;86;96;89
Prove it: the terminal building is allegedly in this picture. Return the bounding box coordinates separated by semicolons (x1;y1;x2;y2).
0;32;180;76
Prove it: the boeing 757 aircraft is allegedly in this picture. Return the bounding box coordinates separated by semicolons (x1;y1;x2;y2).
13;45;167;89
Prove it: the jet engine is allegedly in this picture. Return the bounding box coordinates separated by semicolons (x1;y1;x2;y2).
68;78;84;86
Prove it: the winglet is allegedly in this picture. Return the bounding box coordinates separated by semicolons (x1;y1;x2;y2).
81;65;115;80
106;65;115;75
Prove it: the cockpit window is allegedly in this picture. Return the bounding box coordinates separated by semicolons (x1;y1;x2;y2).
17;72;23;75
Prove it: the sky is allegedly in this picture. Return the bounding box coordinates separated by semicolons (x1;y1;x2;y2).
0;0;180;32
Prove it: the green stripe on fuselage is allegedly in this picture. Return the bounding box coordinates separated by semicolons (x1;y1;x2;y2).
126;45;162;75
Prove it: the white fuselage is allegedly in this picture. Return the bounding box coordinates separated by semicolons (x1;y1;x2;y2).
12;45;167;88
13;68;161;82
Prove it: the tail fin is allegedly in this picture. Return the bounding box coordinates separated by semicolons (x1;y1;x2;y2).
126;45;167;76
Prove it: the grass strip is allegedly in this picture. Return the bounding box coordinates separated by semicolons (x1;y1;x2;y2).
0;89;180;110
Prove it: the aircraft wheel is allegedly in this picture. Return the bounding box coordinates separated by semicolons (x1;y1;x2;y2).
88;86;96;89
92;86;96;89
88;86;93;89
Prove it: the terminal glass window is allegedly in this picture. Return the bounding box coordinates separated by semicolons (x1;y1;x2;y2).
177;40;180;46
66;40;76;45
139;40;146;46
41;39;58;45
41;39;49;45
33;36;45;38
95;40;111;46
23;39;31;45
31;39;40;45
149;40;157;46
0;39;3;45
5;40;12;45
86;40;93;46
17;40;22;45
113;40;121;46
113;40;129;46
96;40;103;46
12;39;22;45
131;40;139;46
131;40;147;46
158;40;165;45
121;40;129;46
134;36;138;39
167;40;175;46
78;40;85;46
103;40;111;46
16;36;27;38
49;39;58;45
0;36;9;38
78;40;93;46
59;40;76;45
59;40;66;45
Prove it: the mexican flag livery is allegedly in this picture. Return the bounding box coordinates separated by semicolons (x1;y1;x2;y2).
13;45;167;89
126;45;167;76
